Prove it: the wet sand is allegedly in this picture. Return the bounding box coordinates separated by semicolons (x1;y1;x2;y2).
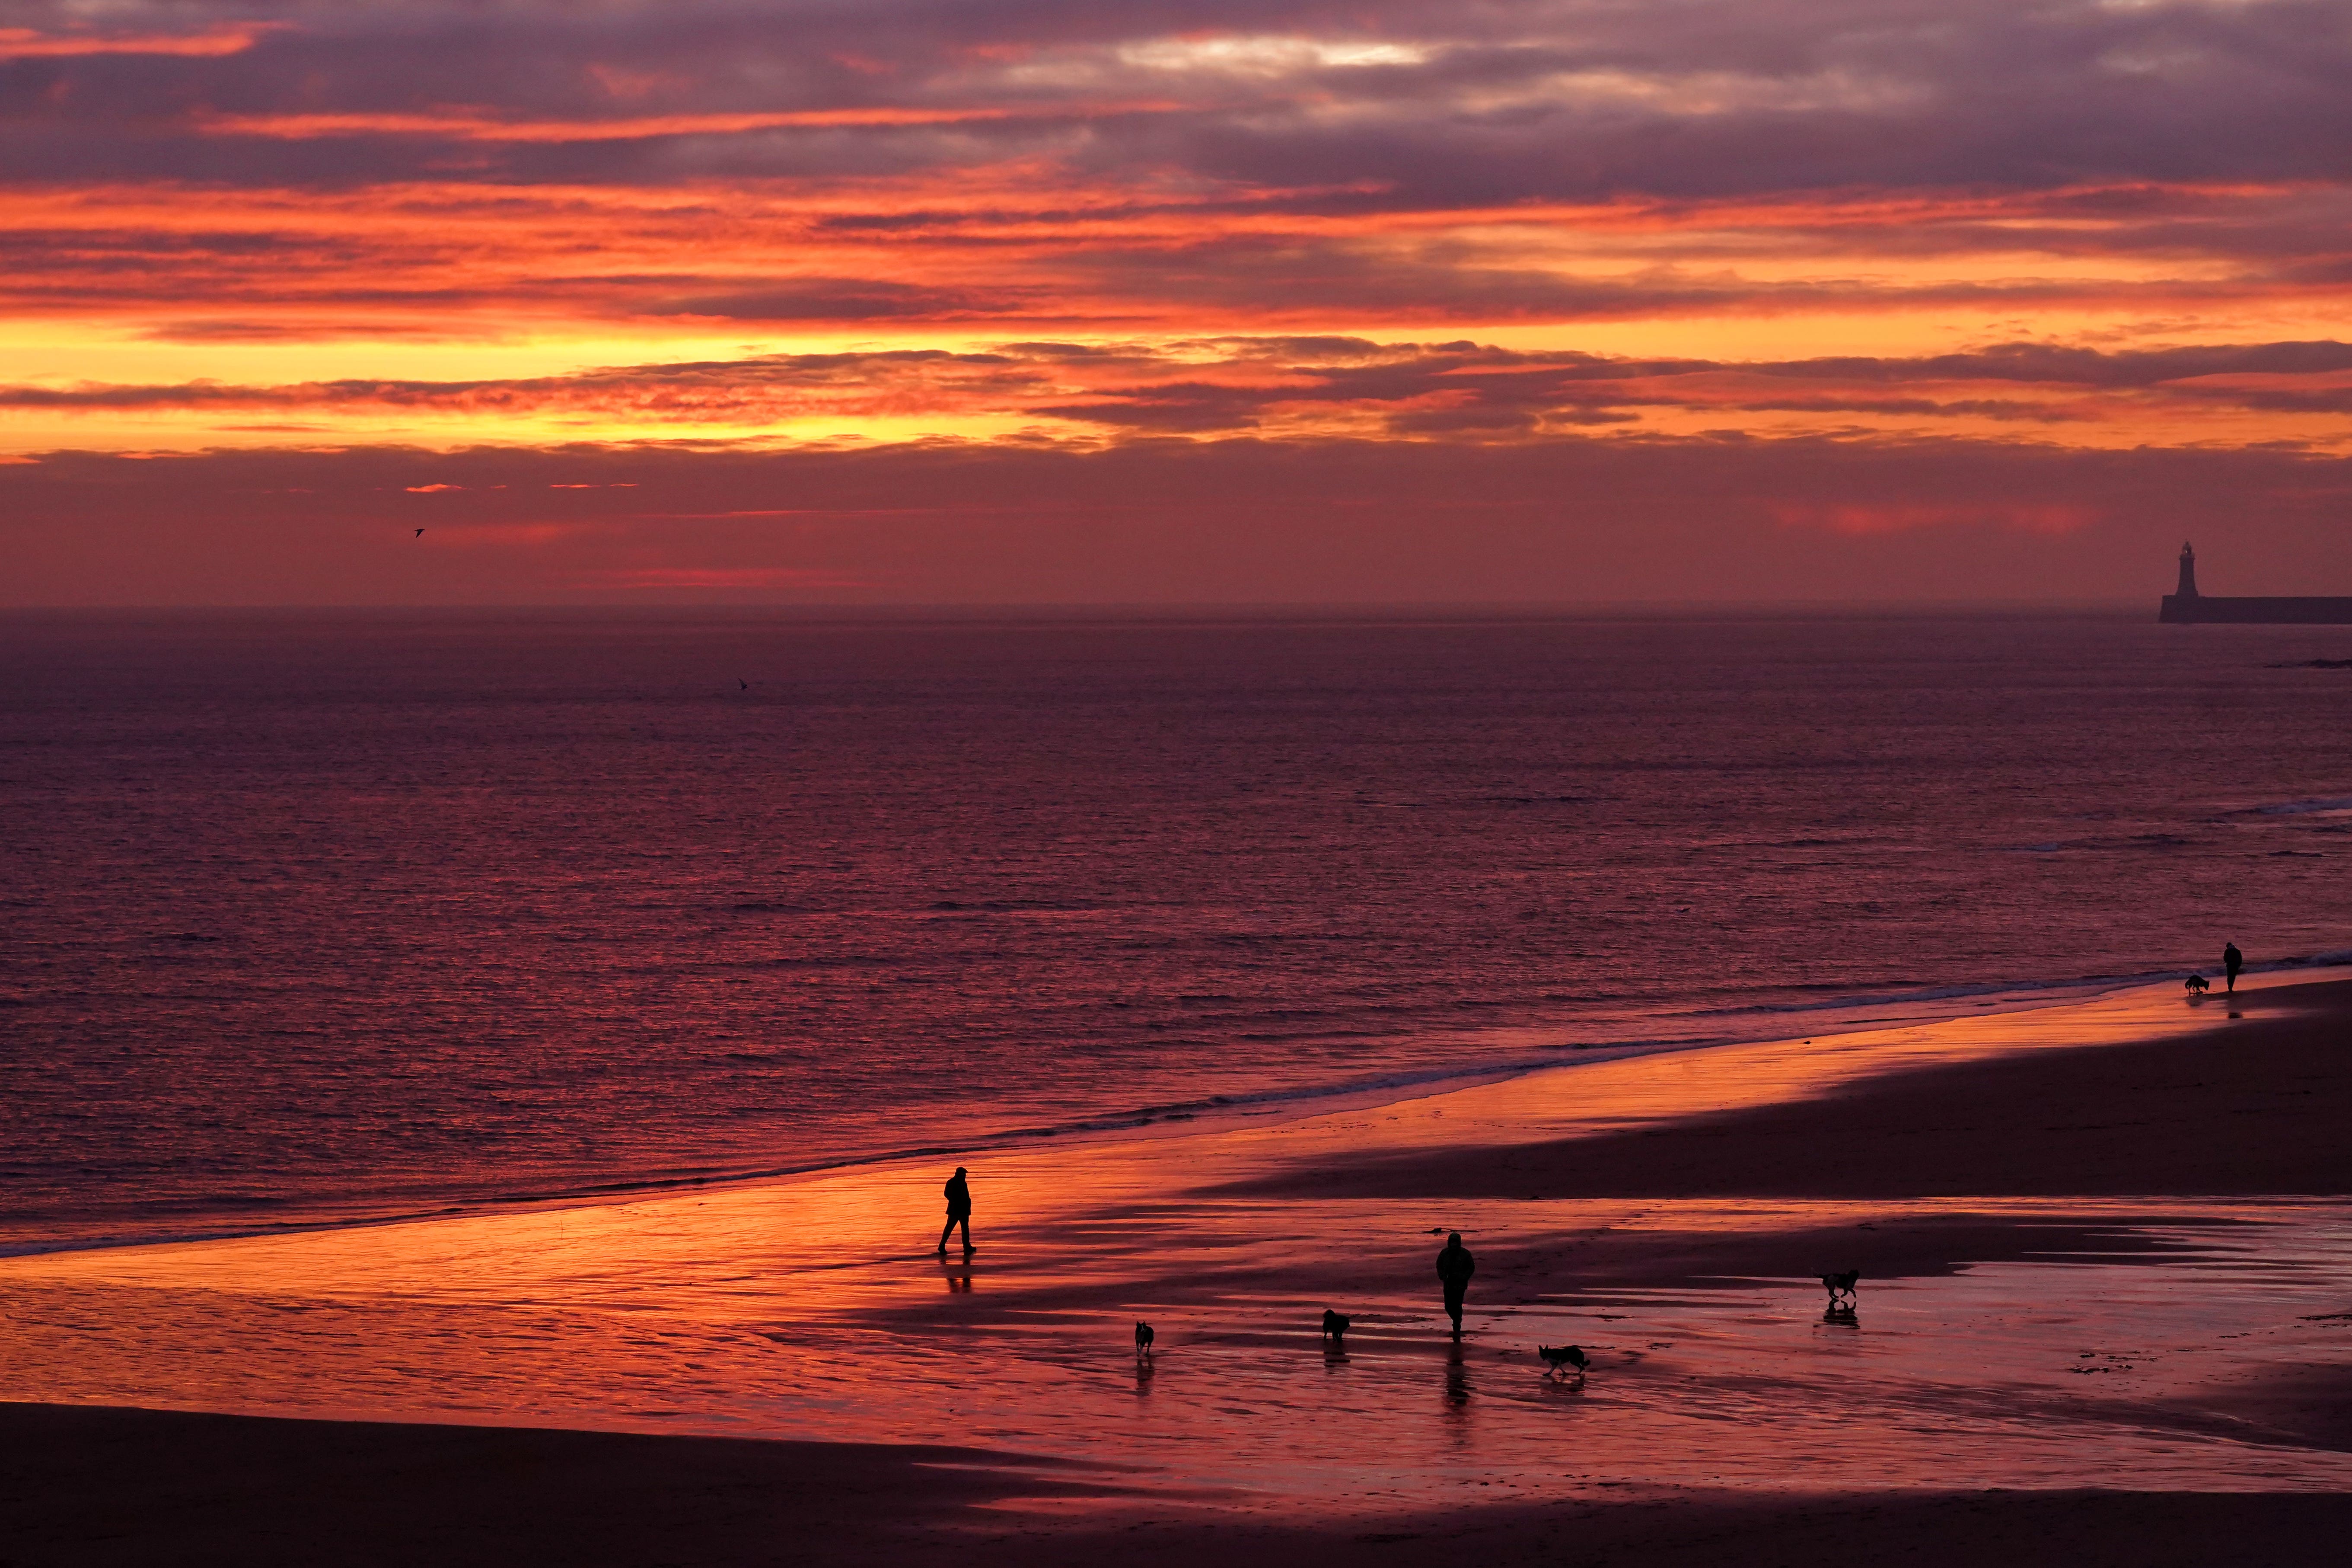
1235;979;2352;1201
5;1402;2349;1566
4;973;2351;1562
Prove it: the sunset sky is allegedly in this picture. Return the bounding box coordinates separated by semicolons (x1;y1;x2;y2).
5;0;2350;603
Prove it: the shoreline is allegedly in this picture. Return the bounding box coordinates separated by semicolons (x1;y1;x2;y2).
1230;976;2352;1201
12;957;2341;1262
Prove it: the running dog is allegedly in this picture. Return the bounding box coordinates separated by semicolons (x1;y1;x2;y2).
1320;1308;1351;1344
1538;1345;1588;1380
1134;1321;1155;1354
1821;1269;1861;1305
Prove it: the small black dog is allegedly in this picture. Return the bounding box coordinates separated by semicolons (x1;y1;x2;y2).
1320;1308;1351;1343
1134;1321;1154;1353
2185;974;2210;996
1821;1268;1861;1305
1537;1345;1588;1379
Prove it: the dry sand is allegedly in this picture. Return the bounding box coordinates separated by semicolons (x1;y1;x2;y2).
5;976;2350;1564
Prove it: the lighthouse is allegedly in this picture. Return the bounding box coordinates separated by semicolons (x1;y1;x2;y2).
2160;543;2352;623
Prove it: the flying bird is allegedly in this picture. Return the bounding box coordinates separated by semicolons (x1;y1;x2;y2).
413;528;425;538
738;677;750;690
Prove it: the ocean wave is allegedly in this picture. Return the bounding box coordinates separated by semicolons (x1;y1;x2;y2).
2248;794;2352;816
1997;831;2212;854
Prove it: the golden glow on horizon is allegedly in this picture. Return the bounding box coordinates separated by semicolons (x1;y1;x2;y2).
5;169;2347;457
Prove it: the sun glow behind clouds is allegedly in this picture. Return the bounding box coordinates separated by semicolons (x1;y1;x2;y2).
1116;34;1431;73
5;164;2345;455
6;331;2349;460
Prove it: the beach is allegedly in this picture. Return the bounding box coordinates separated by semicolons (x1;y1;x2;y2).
11;1;2352;1559
6;1404;2350;1568
5;970;2350;1563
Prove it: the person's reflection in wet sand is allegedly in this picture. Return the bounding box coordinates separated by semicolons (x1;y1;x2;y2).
1444;1341;1471;1411
944;1272;972;1294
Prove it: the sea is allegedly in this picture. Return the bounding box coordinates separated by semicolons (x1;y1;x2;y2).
4;607;2349;1255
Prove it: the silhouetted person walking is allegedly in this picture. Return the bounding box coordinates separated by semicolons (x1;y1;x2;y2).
1436;1232;1475;1339
2224;942;2244;994
938;1166;973;1256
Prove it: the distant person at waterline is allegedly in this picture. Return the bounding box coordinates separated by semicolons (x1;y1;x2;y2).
938;1166;974;1256
1436;1232;1476;1339
2225;942;2244;994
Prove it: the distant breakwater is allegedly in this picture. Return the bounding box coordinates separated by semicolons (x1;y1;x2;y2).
2160;593;2352;624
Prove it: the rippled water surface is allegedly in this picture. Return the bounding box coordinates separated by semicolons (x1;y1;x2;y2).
5;609;2351;1247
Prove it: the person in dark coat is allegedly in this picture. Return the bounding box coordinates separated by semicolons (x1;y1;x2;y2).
2224;942;2244;994
1436;1232;1476;1339
938;1166;973;1256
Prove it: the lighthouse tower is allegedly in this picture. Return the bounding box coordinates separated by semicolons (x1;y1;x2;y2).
2161;540;2352;622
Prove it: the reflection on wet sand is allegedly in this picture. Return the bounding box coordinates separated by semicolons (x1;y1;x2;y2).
2;972;2349;1510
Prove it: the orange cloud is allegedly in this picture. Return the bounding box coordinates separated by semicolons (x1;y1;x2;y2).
3;174;2341;373
190;104;1188;143
0;26;270;59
